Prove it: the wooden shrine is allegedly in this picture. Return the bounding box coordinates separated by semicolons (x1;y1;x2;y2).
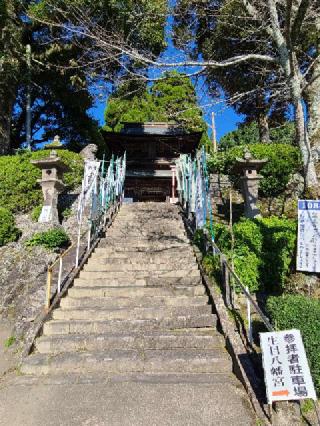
103;123;202;202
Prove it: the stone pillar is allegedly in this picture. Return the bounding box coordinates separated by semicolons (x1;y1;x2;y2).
31;150;70;224
170;165;178;204
234;151;267;219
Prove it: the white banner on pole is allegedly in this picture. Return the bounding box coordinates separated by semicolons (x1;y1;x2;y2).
260;329;316;403
297;200;320;273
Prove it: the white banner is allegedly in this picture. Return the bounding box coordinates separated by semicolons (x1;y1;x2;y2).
260;329;316;403
297;200;320;273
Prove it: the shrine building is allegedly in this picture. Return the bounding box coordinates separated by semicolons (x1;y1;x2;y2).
104;122;202;202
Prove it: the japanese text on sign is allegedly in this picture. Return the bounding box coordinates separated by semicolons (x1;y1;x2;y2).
297;200;320;273
260;329;316;403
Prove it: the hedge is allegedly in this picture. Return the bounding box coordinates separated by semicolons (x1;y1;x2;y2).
207;144;302;197
210;217;296;293
267;295;320;395
0;208;21;247
0;150;84;213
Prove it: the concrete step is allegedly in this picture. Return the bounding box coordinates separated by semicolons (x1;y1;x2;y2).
67;285;206;298
60;295;209;309
94;245;193;253
97;243;191;251
36;330;225;354
78;269;200;280
90;253;196;262
83;262;197;272
43;314;216;335
73;276;202;288
93;249;195;259
21;348;230;375
52;305;212;321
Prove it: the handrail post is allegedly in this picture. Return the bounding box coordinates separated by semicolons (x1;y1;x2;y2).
246;286;253;346
58;256;63;294
45;267;52;310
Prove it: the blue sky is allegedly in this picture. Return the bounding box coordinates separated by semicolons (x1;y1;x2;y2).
89;10;245;142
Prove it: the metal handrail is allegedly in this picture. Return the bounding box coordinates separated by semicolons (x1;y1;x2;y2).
45;201;120;310
211;239;274;332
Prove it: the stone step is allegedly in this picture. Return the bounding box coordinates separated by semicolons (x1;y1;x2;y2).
94;245;193;256
78;269;200;280
60;295;209;309
90;253;196;262
74;276;201;288
21;348;230;375
43;314;216;335
97;243;191;251
52;305;212;321
68;285;206;298
93;248;195;258
83;262;197;272
36;330;224;354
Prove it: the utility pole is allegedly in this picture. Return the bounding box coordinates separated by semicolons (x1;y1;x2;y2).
211;111;217;153
26;44;32;150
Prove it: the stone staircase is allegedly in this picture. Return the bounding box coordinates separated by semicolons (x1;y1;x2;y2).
21;203;240;384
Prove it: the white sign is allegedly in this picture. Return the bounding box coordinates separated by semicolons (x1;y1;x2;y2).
297;200;320;272
39;206;52;223
260;329;316;403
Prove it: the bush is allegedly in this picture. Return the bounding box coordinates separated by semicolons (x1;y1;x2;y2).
31;205;43;222
25;228;70;250
0;150;84;213
0;208;21;247
267;295;320;395
211;217;296;293
207;144;302;197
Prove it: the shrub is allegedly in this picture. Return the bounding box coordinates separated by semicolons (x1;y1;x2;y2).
0;150;84;213
267;295;320;395
0;208;21;247
207;144;302;197
31;205;43;222
25;228;70;250
259;217;297;291
211;216;296;293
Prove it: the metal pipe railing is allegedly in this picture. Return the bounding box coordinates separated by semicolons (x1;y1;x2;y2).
45;201;119;311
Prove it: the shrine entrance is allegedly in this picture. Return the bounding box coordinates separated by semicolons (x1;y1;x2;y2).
103;122;202;202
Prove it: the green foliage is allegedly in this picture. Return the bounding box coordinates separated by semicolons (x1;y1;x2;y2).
0;150;83;213
212;217;296;293
61;207;73;220
267;295;320;394
104;71;210;146
0;208;21;247
25;228;70;250
219;122;295;151
31;205;43;222
4;336;16;348
207;143;302;197
258;217;297;290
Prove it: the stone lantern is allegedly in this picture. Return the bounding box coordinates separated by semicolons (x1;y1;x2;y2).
31;150;70;224
234;150;267;218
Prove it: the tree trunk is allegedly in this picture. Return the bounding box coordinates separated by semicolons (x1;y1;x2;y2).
0;82;15;155
258;113;270;143
305;29;320;150
291;75;318;191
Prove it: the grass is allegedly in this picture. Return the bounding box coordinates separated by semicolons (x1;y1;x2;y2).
4;336;16;348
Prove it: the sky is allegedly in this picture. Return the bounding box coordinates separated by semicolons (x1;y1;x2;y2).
89;10;245;142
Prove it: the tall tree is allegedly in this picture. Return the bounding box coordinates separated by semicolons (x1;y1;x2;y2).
104;72;209;145
0;0;24;154
172;0;320;191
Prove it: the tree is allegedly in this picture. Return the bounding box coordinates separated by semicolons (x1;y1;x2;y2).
0;0;24;154
173;0;320;190
219;121;295;151
26;0;320;191
104;72;209;145
0;0;168;154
